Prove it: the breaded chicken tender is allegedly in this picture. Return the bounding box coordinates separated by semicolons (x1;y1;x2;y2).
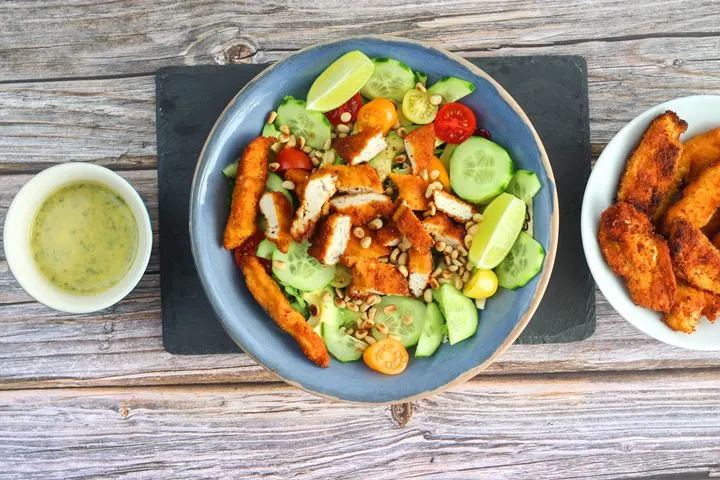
318;164;383;194
404;124;435;174
682;127;720;180
347;258;410;298
340;227;391;268
617;111;688;219
259;191;293;253
283;169;310;198
388;173;429;211
308;213;351;266
333;128;387;165
663;282;720;334
668;219;720;295
291;171;337;241
241;256;330;367
393;201;434;252
330;193;395;225
598;202;676;313
422;213;466;248
663;161;720;233
223;136;275;250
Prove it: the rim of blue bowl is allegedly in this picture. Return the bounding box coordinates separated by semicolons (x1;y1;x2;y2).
190;35;559;403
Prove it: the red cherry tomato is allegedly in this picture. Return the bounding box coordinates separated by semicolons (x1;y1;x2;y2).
434;102;477;144
233;232;265;269
275;147;312;173
324;92;363;126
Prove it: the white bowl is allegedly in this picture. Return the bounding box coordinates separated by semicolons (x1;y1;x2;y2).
582;95;720;351
3;163;152;313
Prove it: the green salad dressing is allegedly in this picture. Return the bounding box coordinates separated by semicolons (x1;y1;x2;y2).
30;182;138;294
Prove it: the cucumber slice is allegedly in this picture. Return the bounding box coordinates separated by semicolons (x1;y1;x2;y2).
495;231;545;289
360;57;416;103
330;265;352;288
369;131;405;180
274;96;332;150
450;136;514;204
262;122;280;138
438;144;457;170
371;296;426;347
256;239;276;260
401;89;438;125
427;76;476;104
222;161;237;179
415;302;445;357
506;170;541;204
433;283;478;345
272;241;336;292
306;289;365;362
266;172;294;206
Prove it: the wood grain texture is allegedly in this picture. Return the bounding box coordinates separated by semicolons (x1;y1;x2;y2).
1;371;719;479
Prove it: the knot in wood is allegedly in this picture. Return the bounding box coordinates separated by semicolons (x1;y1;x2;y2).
390;402;413;426
220;40;256;64
119;406;129;418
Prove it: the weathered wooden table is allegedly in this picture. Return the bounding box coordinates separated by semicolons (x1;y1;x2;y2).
2;2;720;478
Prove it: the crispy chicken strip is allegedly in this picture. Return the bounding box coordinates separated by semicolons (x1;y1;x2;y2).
388;173;429;211
318;164;383;194
404;124;435;174
598;202;676;313
393;200;434;252
290;171;337;242
662;282;720;334
668;218;720;295
340;227;391;268
617;111;688;219
422;213;466;249
308;213;351;266
663;161;720;233
375;222;402;247
223;136;275;250
241;256;330;367
347;258;410;298
332;128;387;165
713;231;720;250
408;248;432;297
330;193;395;225
259;192;293;254
682;127;720;180
433;190;478;223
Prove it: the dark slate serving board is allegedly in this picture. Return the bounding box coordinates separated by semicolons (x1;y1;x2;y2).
156;56;595;354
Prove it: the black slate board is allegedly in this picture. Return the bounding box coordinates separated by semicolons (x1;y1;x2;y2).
156;57;595;354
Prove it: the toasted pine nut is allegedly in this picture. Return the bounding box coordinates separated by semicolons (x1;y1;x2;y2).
429;94;443;105
448;264;459;272
435;241;447;253
428;203;437;216
376;323;389;334
323;138;332;151
397;251;408;266
423;289;433;303
272;260;286;270
334;297;346;308
335;287;344;298
368;218;384;230
383;305;397;314
362;319;374;330
368;307;377;321
389;334;402;341
314;150;324;158
457;246;468;256
339;111;352;123
379;256;389;263
452;257;463;267
322;150;335;164
425;184;437;199
444;245;453;254
398;265;409;277
399;237;412;251
390;248;400;263
355;329;368;340
394;153;407;164
269;162;280;172
464;235;473;248
297;136;306;149
267;111;278;124
367;295;381;306
279;124;290;135
355;343;368;351
462;271;471;282
281;180;295;190
302;145;313;153
415;82;427;92
353;227;365;239
442;270;453;278
472;213;483;223
467;224;479;236
429;277;440;289
353;298;364;305
360;237;372;249
420;169;429;181
465;221;475;230
278;133;290;143
450;250;459;259
338;132;348;138
336;123;351;133
271;142;283;153
432;266;443;278
430;181;443;191
454;277;464;290
347;302;359;312
365;336;376;345
397;127;408;138
346;327;354;335
430;169;440;180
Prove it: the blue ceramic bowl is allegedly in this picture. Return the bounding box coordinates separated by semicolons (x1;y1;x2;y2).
190;36;558;403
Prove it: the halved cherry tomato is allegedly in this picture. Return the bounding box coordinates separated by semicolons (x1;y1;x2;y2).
275;147;312;174
356;98;398;134
428;156;450;190
233;232;266;269
324;92;363;126
363;338;409;375
434;102;477;144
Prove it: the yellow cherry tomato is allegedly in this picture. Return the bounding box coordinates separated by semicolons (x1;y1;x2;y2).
355;98;398;134
463;269;499;299
363;338;409;375
428;156;450;190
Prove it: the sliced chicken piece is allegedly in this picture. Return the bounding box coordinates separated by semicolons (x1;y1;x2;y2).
330;193;395;225
308;214;351;266
347;258;410;298
408;248;432;297
259;191;293;253
340;227;391;268
393;200;434;252
375;222;402;247
404;124;435;174
290;171;337;242
388;172;429;211
333;128;387;165
662;282;720;334
318;164;383;194
422;213;466;248
433;190;477;223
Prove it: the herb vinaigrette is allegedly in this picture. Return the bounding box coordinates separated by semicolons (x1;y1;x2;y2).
30;182;138;294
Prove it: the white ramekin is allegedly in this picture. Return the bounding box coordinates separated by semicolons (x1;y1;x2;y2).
3;163;152;313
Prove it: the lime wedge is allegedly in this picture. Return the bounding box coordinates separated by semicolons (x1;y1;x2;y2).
306;50;374;112
469;193;526;269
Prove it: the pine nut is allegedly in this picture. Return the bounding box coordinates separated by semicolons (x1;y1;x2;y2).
271;142;283;153
346;327;354;335
420;169;429;181
334;297;346;308
355;343;368;351
398;265;409;277
362;319;374;330
430;169;440;180
390;248;400;263
389;334;402;341
281;180;295;190
398;252;409;266
323;138;332;151
448;264;459;272
335;287;344;298
428;202;437;216
457;246;468;256
415;82;427;93
278;133;290;143
399;237;412;251
394;153;407;164
432;266;443;278
340;111;352;123
336;123;351;133
338;132;348;138
465;221;475;230
272;260;286;270
397;127;408;138
365;336;376;345
269;162;280;172
297;136;306;149
368;307;378;321
376;323;389;334
368;218;384;230
429;94;443;105
450;250;459;259
347;302;359;312
355;329;368;340
360;237;372;249
279;124;290;135
352;227;366;239
314;150;324;158
423;289;433;303
302;145;313;153
464;235;473;248
454;277;464;290
383;305;397;314
430;181;443;191
442;270;453;278
462;271;471;282
267;111;278;124
322;150;335;164
444;246;453;254
467;224;479;236
310;156;320;167
473;213;483;223
435;241;447;252
402;315;413;325
429;277;440;289
353;298;363;305
425;184;437;198
452;257;463;267
367;295;381;306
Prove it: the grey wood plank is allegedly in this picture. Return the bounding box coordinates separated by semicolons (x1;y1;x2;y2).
0;370;718;479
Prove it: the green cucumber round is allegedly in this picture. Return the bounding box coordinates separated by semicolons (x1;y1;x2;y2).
432;284;477;345
415;302;445;358
495;231;545;289
266;172;294;206
314;292;365;362
371;296;426;347
360;58;416;103
255;239;276;260
261;122;280;139
427;76;476;103
272;241;336;292
450;136;514;204
274;96;331;150
505;170;541;204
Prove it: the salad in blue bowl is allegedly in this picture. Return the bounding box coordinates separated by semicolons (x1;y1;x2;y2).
191;37;558;403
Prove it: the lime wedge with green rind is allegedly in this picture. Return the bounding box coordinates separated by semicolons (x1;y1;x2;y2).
469;193;526;269
306;50;374;112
